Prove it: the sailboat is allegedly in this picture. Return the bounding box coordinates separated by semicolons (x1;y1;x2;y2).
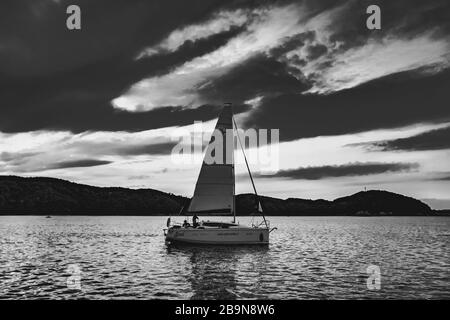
164;103;275;245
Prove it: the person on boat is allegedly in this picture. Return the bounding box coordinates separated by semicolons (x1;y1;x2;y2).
192;214;199;228
183;219;190;228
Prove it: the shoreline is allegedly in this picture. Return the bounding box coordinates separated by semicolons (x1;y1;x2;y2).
1;213;449;217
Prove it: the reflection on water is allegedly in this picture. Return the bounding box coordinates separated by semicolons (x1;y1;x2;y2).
0;216;449;299
167;244;269;299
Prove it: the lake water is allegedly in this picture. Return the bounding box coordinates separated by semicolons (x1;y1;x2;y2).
0;216;449;299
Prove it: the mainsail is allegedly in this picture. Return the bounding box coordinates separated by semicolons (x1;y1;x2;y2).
187;105;235;216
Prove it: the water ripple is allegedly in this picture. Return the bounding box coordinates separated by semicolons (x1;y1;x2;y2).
0;216;449;299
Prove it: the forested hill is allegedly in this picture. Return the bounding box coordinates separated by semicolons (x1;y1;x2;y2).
0;176;443;216
0;176;186;215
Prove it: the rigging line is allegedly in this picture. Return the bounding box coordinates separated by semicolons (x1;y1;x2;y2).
232;115;268;228
177;198;191;216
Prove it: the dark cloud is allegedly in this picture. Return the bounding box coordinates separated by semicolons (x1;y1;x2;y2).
0;98;250;133
254;162;419;180
61;139;182;159
268;31;316;58
117;142;178;156
49;159;111;169
244;68;450;141
0;0;241;77
306;43;328;60
364;126;450;151
327;0;450;50
197;54;310;104
427;174;450;181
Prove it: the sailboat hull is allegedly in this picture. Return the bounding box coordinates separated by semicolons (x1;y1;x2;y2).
165;226;269;245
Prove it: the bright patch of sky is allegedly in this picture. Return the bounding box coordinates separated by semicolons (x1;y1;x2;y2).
135;9;250;59
302;32;450;93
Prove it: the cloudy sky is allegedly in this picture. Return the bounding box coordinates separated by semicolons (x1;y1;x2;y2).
1;0;449;208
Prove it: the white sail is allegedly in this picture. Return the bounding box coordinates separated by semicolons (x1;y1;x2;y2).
187;105;235;214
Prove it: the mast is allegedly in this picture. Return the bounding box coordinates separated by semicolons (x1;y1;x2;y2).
232;115;268;228
228;103;236;223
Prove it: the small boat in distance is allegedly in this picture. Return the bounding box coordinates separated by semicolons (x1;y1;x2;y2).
164;103;275;245
46;215;51;218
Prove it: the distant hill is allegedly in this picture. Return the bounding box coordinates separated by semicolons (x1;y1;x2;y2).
236;191;433;216
0;176;445;216
0;176;187;215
